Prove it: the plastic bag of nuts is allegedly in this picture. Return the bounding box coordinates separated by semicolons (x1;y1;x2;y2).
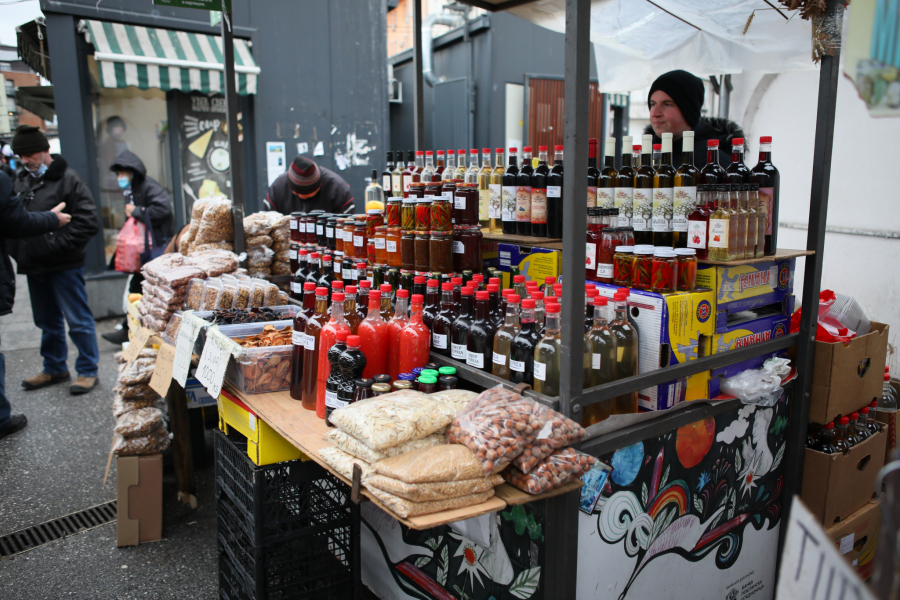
184;278;206;310
511;409;586;474
502;448;596;495
114;407;165;438
445;385;549;476
112;429;171;456
245;234;273;248
193;198;234;245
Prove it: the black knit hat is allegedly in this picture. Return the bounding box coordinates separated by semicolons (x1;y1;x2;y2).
648;70;705;129
11;124;50;156
287;156;321;195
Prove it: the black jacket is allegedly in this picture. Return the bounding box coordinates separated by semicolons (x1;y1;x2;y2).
110;150;175;243
643;117;746;170
0;172;59;315
10;155;101;275
263;165;355;215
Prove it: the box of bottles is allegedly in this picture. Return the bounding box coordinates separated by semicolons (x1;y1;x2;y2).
481;239;500;271
696;257;795;331
498;244;561;289
824;500;880;580
591;283;716;410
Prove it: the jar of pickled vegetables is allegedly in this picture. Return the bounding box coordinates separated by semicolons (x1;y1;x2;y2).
651;251;677;293
675;248;697;291
415;231;430;271
386;226;402;268
453;225;482;273
401;197;416;231
631;247;654;290
416;195;431;231
386;197;402;227
366;208;384;239
429;230;453;273
441;180;458;223
409;182;426;203
374;225;388;264
401;231;416;270
367;239;376;266
431;194;452;231
613;246;634;287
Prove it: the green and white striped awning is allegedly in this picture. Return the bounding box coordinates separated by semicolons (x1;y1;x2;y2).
82;20;259;95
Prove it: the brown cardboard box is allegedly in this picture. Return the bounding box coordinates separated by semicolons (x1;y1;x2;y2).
825;500;880;580
809;322;889;425
801;427;886;527
116;454;163;547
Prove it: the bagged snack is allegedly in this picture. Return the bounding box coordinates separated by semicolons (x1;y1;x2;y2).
243;211;282;236
446;386;549;475
218;283;238;310
271;261;291;276
329;391;456;450
272;241;291;253
200;279;222;310
512;409;586;474
250;279;268;307
271;226;291;244
367;487;494;519
193;198;234;245
430;389;478;416
318;447;374;481
234;282;253;309
113;393;159;417
112;429;171;456
266;283;280;306
328;429;444;464
117;357;156;386
190;249;240;277
164;313;183;343
366;474;502;503
142;252;190;275
154;265;207;289
502;448;596;495
247;245;274;268
141;314;168;332
114;407;164;437
115;347;157;365
148;304;174;321
246;234;273;248
114;381;159;402
374;445;485;483
277;291;290;306
192;241;233;253
184;278;206;310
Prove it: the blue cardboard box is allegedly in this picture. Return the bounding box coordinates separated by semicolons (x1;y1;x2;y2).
696;258;795;332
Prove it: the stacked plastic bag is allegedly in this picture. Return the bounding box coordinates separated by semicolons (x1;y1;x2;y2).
111;349;170;456
243;212;291;287
180;197;234;256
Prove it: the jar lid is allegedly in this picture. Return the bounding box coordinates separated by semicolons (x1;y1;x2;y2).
415;231;430;237
421;369;439;377
410;182;427;187
402;198;416;204
371;383;392;393
392;381;413;390
375;225;387;231
615;246;634;252
635;247;656;255
438;375;458;387
654;250;677;257
367;208;383;214
430;230;451;236
355;378;374;388
674;248;697;255
438;366;457;375
418;375;438;384
388;226;402;232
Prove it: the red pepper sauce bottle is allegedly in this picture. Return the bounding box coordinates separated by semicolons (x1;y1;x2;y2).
386;289;410;381
399;294;431;374
358;291;388;379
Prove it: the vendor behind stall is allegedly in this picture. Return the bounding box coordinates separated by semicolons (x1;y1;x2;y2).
644;70;746;168
263;156;355;215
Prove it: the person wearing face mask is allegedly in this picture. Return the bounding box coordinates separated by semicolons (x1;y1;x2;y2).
9;125;102;395
263;156;355;215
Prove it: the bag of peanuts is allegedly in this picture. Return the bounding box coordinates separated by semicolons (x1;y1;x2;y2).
502;448;596;495
511;409;586;474
445;386;549;475
374;444;486;483
365;473;503;503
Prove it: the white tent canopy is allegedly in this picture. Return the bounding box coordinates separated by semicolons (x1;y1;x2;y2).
507;0;815;93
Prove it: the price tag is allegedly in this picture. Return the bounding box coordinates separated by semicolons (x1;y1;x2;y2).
196;326;243;399
172;311;204;387
149;343;177;397
122;327;153;367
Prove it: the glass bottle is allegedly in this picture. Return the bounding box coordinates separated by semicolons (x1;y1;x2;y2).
530;146;550;238
331;336;367;427
632;135;654;246
739;184;758;259
489;147;504;233
357;280;370;319
610;292;639;414
834;416;851;453
413;150;424;185
476;148;492;229
513;275;527;302
466;290;497;372
358;291;387;379
652;132;675;248
584;288;598;333
365;169;384;208
422;150;435;182
465;149;479;184
615;136;635;228
399;294;431;374
726;185;742;260
391;149;404;198
533;302;563;396
289;282;316;402
583;296;617;426
750;184;765;258
585;208;602;281
317;255;335;295
531;291;546;336
707;185;732;261
442;150;453;179
652;144;661;169
316;291;350;419
305;252;323;286
509;299;540;386
301;287;329;411
386;289;410;381
502;147;520;234
352;377;375;405
750;136;780;255
674;131;700;249
486;283;504;331
851;411;871;442
431;282;455;356
700;140;725;184
686;184;711;260
845;413;863;447
450;287;476;362
547;145;564;238
587;138;600;209
402;150;415;197
595;138;615;212
861;406;879;434
492;294;521;381
344;286;363;334
324;330;349;426
451;276;463;310
455;148;468;180
815;422;837;454
379;283;393;322
291;250;310;300
516;147;534;236
422;279;441;331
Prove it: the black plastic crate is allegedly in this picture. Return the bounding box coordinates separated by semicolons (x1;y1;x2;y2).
217;495;355;600
214;429;351;546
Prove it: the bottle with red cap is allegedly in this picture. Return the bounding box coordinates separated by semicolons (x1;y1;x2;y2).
431;282;455;357
451;287;476;363
584;296;618;426
513;274;527;300
547;144;564;238
833;416;852;453
317;255;335;298
455;148;468;180
357;279;370;319
305;252;323;286
652;144;662;169
435;149;446;180
289;282;317;402
463;149;478;184
489;147;505;233
358;291;388;379
486;284;504;331
750;135;780;255
291;249;310;300
701;139;726;184
332;336;367;426
386;289;410;381
327;281;344;317
379;283;394;322
344;286;362;334
516;147;534;236
587;138;600;209
584;287;599;333
633;135;655;246
476;148;492;229
529;146;551;237
317;291;350;418
851;411;871;442
610;290;639;414
422;150;435;182
324;330;350;426
845;412;862;446
502;147;520;234
863;404;880;434
301;287;330;411
880;368;898;410
467;290;497;372
533;302;563;395
815;422;837;454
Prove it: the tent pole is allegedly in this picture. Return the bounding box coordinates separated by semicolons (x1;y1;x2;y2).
221;2;245;256
413;0;425;151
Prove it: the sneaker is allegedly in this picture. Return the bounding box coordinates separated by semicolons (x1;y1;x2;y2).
22;371;71;391
70;376;98;395
0;414;27;441
101;328;129;345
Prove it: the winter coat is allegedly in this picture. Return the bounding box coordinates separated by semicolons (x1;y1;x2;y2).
110;150;175;243
263;165;355;215
9;155;101;275
0;172;60;314
643;117;746;170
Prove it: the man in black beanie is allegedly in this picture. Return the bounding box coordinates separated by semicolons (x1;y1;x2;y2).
645;70;745;168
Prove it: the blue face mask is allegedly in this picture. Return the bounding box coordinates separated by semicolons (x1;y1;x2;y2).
117;177;131;189
28;163;47;178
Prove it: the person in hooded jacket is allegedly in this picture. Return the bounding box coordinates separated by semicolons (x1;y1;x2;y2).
643;70;746;169
0;171;71;439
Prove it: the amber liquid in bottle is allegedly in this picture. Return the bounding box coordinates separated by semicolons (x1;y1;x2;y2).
492;296;521;381
301;289;329;410
610;296;639;414
652;133;676;248
583;299;617;427
289;285;316;401
587;138;600;209
614;137;635;228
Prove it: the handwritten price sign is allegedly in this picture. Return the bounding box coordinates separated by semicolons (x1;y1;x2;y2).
149;343;177;397
122;327;153;367
196;326;242;399
172;311;205;387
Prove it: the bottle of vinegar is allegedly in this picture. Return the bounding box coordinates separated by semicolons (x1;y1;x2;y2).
583;296;617;427
492;294;521;381
610;291;638;414
533;302;563;396
615;137;635;228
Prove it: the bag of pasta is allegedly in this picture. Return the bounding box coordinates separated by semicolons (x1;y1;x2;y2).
502;448;596;495
511;409;586;474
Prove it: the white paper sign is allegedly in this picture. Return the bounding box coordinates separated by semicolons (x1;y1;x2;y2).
172;312;204;387
195;326;243;399
265;141;286;187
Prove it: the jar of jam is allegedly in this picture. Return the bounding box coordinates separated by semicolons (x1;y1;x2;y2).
290;212;304;242
401;231;416;271
416;193;432;231
306;211;322;244
651;250;677;293
386;226;402;268
374;225;388;264
386;196;402;227
316;213;329;246
401;197;416;231
352;378;374;404
326;217;338;250
613;246;634;287
454;183;479;226
632;247;654;290
438;375;458;391
415;231;430;272
418;375;438;394
431;192;452;231
366;208;384;239
675;248;697;291
335;218;346;253
429;230;453;273
289;241;300;274
453;225;483;273
353;220;367;257
371;383;391;397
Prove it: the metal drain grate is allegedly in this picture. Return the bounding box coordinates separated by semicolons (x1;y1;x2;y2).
0;500;117;559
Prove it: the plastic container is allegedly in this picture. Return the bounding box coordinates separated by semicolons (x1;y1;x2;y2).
827;292;871;337
222;322;294;394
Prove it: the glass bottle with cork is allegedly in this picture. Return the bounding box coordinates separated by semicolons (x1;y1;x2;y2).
489;148;504;233
632;135;654;246
652;132;676;248
614;136;635;227
674;131;699;248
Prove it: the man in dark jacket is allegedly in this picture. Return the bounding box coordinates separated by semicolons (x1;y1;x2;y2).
10;125;102;395
0;171;71;439
263;156;355;215
643;70;746;169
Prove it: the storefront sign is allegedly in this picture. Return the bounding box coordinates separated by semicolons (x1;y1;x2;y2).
195;326;242;399
153;0;231;11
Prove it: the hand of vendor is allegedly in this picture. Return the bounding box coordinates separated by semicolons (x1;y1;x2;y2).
125;203;135;218
51;202;71;227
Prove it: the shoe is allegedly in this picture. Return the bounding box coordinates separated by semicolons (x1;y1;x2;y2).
22;371;71;390
0;414;27;441
102;328;130;345
70;376;98;395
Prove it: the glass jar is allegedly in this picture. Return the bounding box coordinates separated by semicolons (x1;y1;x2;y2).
438;375;457;390
429;230;453;273
430;192;452;231
366;208;384;239
386;226;402;268
401;231;416;271
401;197;416;231
441;180;458;224
353;220;367;258
418;375;438;394
392;380;413;392
289;241;300;274
414;231;431;272
386;197;402;227
454;183;479;226
374;225;388;264
352;378;374;404
334;218;346;254
367;239;376;266
619;226;635;247
316;214;329;247
416;194;432;231
651;251;677;293
326;217;338;250
453;225;483;273
341;220;355;259
675;248;697;291
613;246;634;287
371;383;391;397
290;212;304;242
305;212;319;244
631;247;654;290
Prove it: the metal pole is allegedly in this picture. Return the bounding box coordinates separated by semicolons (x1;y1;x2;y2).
599;92;609;162
413;0;425;151
221;3;245;255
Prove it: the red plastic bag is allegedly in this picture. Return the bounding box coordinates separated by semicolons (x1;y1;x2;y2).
789;290;856;343
114;217;148;273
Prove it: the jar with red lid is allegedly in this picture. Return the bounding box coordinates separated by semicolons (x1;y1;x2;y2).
290;212;304;242
454;183;479;226
374;225;388;264
386;226;402;268
415;231;430;271
453;226;482;273
429;231;453;273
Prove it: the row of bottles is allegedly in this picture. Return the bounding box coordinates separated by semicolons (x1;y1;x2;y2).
807;402;881;454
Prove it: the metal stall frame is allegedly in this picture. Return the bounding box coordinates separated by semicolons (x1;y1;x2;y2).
410;0;843;594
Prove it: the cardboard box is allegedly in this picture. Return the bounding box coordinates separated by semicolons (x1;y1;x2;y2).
116;454;163;547
498;244;561;289
481;239;500;272
185;377;216;409
591;283;716;409
696;258;795;331
801;427;886;527
809;323;890;425
825;500;880;580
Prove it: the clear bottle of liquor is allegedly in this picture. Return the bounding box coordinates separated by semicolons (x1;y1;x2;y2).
477;148;493;229
533;302;563;396
465;149;480;184
727;185;743;260
445;150;457;178
365;169;384;208
421;151;435;182
455;148;468;180
391;150;404;198
583;296;617;426
740;184;758;259
492;294;521;381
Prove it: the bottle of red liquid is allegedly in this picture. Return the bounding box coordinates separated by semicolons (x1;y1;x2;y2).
344;286;363;334
399;294;431;375
358;291;388;379
686;184;712;260
316;292;350;419
386;289;410;381
357;280;370;319
289;282;317;401
301;286;329;411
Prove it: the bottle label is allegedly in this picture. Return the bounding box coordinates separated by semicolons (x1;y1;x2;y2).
493;351;506;366
326;227;334;238
597;187;614;210
632;190;651;231
596;263;614;279
374;237;386;249
709;218;729;248
502;186;517;222
317;225;325;236
325;390;345;409
442;191;453;201
386;240;397;253
687;219;707;249
454;194;466;210
516;187;531;222
673;186;697;232
547;185;561;198
354;235;364;247
343;268;352;280
292;330;305;346
652;188;674;232
758;187;775;235
432;333;447;350
585;242;596;271
489;184;502;218
451;342;467;360
305;335;315;351
615;187;634;226
307;222;316;233
402;174;411;193
533;360;547;381
467;350;485;369
592;353;602;369
510;358;525;373
289;248;298;260
382;175;391;190
478;189;491;221
587;186;597;208
531;188;548;224
392;176;402;193
290;220;298;230
291;281;302;293
453;240;465;254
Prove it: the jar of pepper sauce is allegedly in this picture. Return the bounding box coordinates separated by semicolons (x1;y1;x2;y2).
651;251;677;293
386;226;402;268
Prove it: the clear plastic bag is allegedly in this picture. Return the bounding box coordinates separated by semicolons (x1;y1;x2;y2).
141;314;168;332
234;282;253;310
190;249;239;278
163;313;183;344
245;234;273;248
502;448;596;495
266;283;280;307
367;487;494;518
318;447;374;480
141;252;189;276
112;429;171;456
790;290;867;343
366;474;502;503
117;357;156;386
271;226;291;244
271;261;291;276
247;246;275;268
184;278;206;310
114;407;165;437
200;279;222;311
243;211;283;236
248;268;272;280
512;409;586;474
113;393;159;417
446;386;549;475
154;265;207;290
250;279;268;308
328;429;445;464
113;381;159;402
277;292;290;306
429;389;478;416
721;369;784;407
193;198;234;245
147;304;174;321
192;241;233;253
373;444;486;483
272;241;291;253
218;283;238;310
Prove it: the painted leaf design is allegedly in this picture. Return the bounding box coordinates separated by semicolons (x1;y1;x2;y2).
660;465;670;490
508;566;542;599
415;556;432;568
727;489;736;519
772;443;785;471
693;496;704;514
526;514;544;542
735;447;742;472
425;537;439;551
437;544;449;586
641;483;649;507
709;510;724;529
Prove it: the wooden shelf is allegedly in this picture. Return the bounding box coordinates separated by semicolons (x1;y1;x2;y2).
698;248;814;266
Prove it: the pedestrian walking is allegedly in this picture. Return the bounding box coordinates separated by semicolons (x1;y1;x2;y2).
9;125;102;395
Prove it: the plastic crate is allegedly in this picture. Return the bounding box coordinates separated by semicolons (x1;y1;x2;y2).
217;495;355;600
214;429;349;547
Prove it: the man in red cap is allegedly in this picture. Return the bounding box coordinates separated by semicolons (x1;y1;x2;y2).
263;156;355;215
